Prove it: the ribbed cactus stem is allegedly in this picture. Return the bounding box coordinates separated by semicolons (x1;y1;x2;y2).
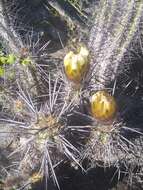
88;0;143;89
0;1;23;54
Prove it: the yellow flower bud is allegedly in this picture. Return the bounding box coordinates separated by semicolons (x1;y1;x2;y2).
90;91;117;121
64;46;89;83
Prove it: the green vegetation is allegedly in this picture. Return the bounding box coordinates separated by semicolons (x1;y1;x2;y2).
0;50;31;76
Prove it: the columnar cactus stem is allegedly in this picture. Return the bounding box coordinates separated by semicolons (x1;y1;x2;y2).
0;1;23;54
88;0;143;89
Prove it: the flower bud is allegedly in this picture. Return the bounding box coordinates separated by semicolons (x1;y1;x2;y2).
64;46;89;83
90;91;117;121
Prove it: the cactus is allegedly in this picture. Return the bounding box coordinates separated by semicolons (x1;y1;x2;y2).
0;0;143;190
